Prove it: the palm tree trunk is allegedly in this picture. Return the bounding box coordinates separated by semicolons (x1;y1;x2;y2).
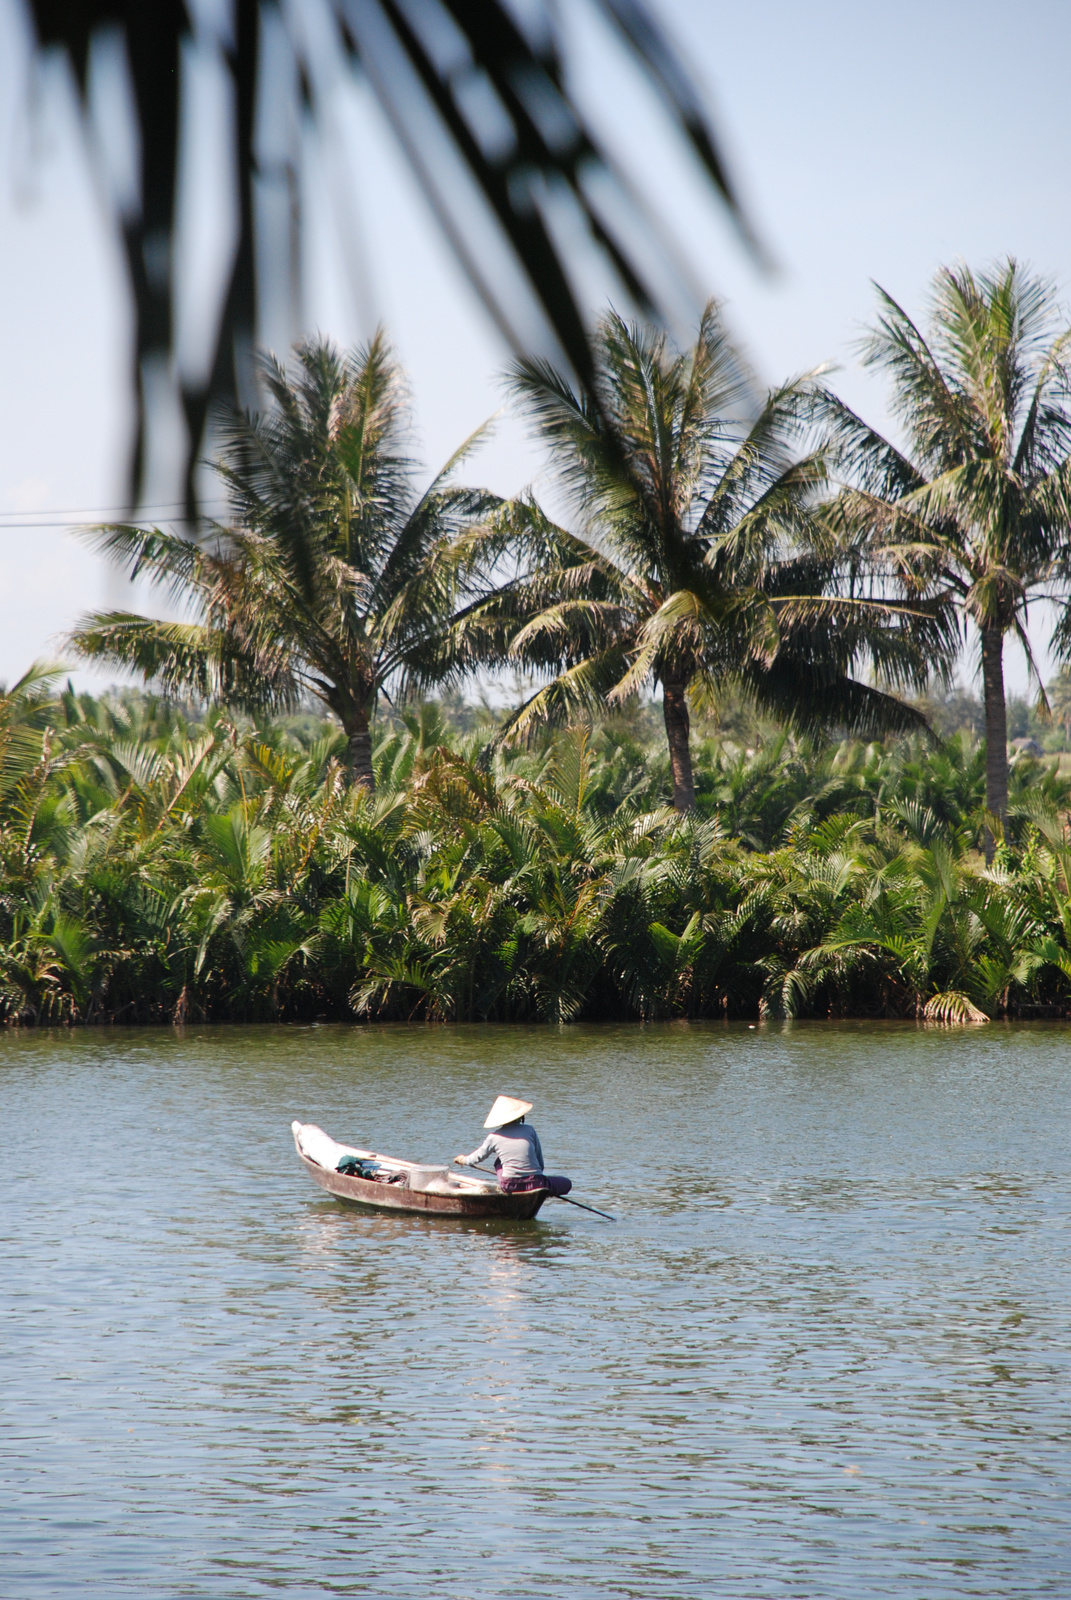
345;708;375;793
981;623;1008;861
662;675;695;811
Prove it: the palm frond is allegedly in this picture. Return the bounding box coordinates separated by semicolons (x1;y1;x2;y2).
922;990;990;1025
67;614;299;712
29;0;750;510
497;652;630;744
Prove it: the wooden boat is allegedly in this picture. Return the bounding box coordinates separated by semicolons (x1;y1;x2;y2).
291;1121;550;1219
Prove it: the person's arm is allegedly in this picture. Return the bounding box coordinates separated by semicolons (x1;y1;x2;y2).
455;1136;495;1167
532;1129;544;1169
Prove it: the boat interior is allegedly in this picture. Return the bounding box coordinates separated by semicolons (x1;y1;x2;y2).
292;1121;499;1197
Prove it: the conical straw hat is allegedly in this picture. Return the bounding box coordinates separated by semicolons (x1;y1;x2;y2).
484;1094;533;1130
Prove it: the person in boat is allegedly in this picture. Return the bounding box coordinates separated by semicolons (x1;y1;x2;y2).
454;1096;572;1196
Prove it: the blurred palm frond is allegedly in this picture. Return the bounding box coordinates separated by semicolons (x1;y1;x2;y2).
27;0;753;516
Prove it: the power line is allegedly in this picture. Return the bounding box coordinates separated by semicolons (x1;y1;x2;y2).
0;519;209;531
0;500;228;520
0;507;232;531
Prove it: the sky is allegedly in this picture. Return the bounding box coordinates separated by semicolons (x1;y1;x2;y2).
1;0;1070;698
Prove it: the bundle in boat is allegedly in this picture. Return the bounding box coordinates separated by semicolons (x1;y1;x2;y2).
336;1154;391;1180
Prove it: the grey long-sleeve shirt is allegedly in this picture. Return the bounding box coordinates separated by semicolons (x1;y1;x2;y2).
461;1121;544;1178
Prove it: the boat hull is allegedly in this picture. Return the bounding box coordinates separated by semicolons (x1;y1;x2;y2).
295;1146;550;1219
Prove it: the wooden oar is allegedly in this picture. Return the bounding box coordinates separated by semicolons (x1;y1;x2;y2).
551;1193;616;1221
465;1163;616;1221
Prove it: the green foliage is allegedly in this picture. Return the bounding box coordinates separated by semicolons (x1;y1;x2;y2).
3;678;1071;1027
482;305;952;810
66;335;506;790
818;259;1071;821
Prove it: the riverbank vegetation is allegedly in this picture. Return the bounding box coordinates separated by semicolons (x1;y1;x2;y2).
4;675;1071;1027
7;258;1071;1028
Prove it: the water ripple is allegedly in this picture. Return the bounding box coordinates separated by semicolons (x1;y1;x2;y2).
2;1021;1070;1597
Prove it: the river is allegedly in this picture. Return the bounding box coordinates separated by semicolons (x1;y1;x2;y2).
3;1021;1070;1597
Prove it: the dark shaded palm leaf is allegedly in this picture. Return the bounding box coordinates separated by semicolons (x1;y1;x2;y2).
28;0;750;515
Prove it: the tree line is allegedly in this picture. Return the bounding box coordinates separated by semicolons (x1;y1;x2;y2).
5;256;1071;1026
70;259;1071;860
2;681;1071;1026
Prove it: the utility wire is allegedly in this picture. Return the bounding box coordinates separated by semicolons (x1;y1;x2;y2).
0;504;231;531
0;519;213;531
0;500;228;520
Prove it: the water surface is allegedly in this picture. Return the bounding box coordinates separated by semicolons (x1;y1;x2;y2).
2;1021;1070;1597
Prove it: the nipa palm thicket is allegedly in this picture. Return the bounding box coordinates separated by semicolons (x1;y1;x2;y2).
3;679;1071;1028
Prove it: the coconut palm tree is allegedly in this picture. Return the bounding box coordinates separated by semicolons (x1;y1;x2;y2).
816;260;1071;850
464;305;951;809
67;335;501;792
